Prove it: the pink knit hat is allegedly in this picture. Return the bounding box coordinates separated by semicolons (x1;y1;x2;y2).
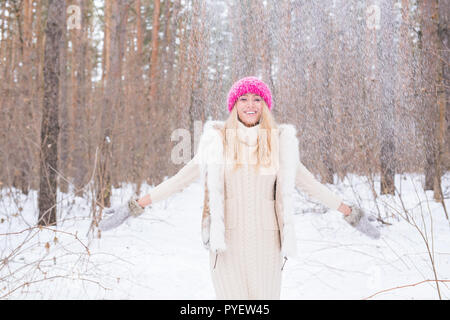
227;76;272;112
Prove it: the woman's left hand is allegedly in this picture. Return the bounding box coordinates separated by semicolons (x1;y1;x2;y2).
343;205;380;239
338;202;352;216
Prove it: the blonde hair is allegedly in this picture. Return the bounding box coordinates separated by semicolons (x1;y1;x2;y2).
221;102;278;171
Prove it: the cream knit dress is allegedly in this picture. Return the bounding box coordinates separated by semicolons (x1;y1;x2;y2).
147;121;343;300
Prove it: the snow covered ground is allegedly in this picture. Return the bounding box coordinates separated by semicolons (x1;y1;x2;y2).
1;172;449;300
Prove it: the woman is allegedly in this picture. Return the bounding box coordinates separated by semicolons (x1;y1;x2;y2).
99;76;380;300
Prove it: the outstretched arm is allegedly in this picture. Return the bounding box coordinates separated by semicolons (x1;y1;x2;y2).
137;153;201;208
295;160;351;216
98;154;201;231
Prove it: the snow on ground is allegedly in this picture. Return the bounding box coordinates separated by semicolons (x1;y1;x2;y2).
0;172;449;300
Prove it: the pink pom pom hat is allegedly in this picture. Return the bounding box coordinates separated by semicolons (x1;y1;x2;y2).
227;76;272;112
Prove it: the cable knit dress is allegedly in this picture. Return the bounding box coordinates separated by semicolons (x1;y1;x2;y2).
207;121;282;299
147;121;343;300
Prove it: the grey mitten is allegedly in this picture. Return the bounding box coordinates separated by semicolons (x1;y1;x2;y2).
98;197;145;231
344;206;380;239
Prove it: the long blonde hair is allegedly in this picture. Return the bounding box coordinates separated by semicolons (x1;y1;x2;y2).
221;102;279;171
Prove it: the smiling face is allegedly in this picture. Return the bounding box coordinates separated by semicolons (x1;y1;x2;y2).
235;93;264;127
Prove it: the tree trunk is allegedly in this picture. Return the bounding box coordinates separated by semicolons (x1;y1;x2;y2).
421;0;445;204
136;0;143;56
379;1;397;195
11;0;34;195
38;0;65;226
148;0;160;104
74;0;88;194
431;0;447;207
323;2;337;184
59;0;69;193
101;0;111;92
97;0;130;207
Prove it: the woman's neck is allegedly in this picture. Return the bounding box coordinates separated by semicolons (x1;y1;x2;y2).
237;120;259;146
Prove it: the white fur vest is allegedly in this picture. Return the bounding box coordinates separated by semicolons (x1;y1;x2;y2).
195;120;300;259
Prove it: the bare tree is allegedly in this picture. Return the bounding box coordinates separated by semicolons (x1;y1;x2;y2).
420;0;447;211
96;0;130;208
148;0;161;105
379;0;398;195
38;0;65;226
